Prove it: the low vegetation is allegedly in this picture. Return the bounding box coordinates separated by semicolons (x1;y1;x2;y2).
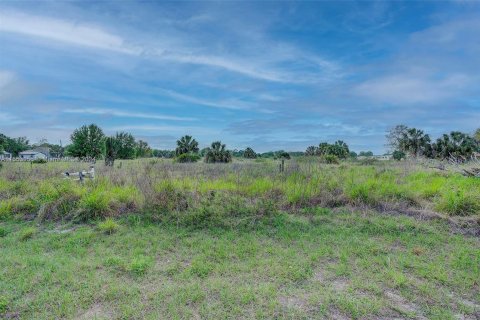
1;208;478;319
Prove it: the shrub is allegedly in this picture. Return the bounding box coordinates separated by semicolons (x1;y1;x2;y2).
0;227;7;237
98;218;120;234
175;153;201;163
323;154;339;164
32;158;47;164
19;227;36;241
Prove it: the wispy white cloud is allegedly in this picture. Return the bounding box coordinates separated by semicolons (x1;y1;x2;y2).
0;9;340;83
63;107;196;121
0;10;139;54
159;89;253;110
354;73;472;104
0;111;26;125
107;124;219;135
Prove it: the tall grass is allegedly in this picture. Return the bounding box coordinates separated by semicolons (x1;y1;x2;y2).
0;159;478;224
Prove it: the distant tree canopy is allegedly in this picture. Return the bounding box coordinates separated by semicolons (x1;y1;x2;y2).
115;132;137;159
243;147;257;159
432;131;478;160
475;128;480;143
387;125;479;161
135;140;152;158
205;141;232;163
305;140;350;159
152;149;175;158
68;124;105;158
0;133;29;156
358;151;374;157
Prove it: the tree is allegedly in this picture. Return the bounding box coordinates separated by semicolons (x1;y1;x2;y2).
0;134;29;156
136;140;152;158
433;131;478;160
386;125;409;151
243;147;257;159
401;128;431;157
331;140;349;159
115;132;136;159
316;143;330;156
392;150;406;161
175;135;199;156
474;128;480;143
69;124;105;158
359;151;373;157
305;146;316;156
349;151;357;158
105;136;118;166
205;141;232;163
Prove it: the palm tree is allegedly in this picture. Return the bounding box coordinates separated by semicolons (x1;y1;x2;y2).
401;128;431;157
176;135;199;156
243;147;257;159
205;141;232;163
434;131;478;160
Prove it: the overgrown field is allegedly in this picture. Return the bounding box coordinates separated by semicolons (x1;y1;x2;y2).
1;159;479;223
0;159;479;319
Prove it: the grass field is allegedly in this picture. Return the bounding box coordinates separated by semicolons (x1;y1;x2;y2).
0;159;479;319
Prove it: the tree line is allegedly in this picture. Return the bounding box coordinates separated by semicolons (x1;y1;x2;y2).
2;124;478;163
386;125;480;161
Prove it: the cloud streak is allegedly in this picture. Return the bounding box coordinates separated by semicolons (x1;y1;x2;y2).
63;108;196;121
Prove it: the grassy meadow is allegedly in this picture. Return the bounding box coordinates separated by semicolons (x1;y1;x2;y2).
0;158;479;319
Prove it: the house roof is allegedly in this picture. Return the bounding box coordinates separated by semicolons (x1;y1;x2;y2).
1;151;12;155
19;150;44;155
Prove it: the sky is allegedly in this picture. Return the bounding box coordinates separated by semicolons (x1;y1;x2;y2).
0;1;479;153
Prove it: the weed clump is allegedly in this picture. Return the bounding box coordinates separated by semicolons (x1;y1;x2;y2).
19;227;36;241
127;256;152;276
97;218;120;234
0;295;8;313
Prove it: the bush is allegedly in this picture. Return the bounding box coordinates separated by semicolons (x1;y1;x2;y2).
32;158;47;164
97;218;120;234
175;153;201;163
0;227;7;237
19;227;36;241
322;154;339;164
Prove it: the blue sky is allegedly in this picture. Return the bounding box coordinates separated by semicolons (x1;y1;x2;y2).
0;1;479;153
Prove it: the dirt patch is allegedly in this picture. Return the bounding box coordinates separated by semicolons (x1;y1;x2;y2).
75;303;113;320
384;290;426;319
328;308;351;320
331;278;349;292
278;295;308;310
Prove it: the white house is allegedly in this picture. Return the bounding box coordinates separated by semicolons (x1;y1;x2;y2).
19;150;48;160
374;154;393;161
0;151;12;160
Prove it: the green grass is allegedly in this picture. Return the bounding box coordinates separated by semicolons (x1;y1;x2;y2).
0;159;479;318
1;209;479;319
1;159;479;222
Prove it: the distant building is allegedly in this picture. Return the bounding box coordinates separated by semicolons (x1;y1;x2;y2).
357;154;393;161
0;151;12;160
19;150;48;160
374;154;393;161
